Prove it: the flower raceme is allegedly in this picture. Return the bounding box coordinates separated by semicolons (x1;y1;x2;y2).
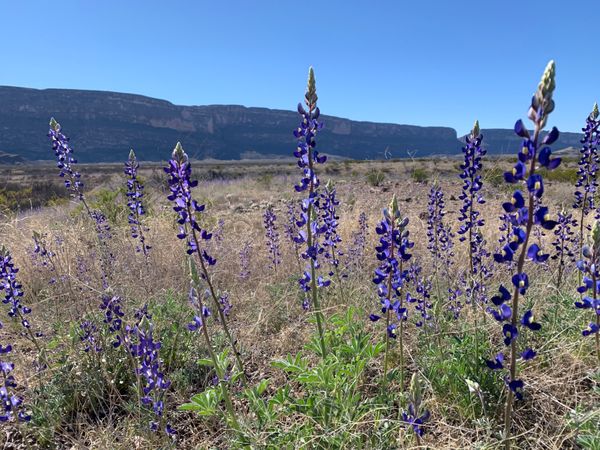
575;221;600;362
263;206;281;271
164;143;213;261
124;149;151;256
486;60;561;450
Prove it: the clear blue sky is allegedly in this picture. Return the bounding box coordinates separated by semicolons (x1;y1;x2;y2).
3;0;598;135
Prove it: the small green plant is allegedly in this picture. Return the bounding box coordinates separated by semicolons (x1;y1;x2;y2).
366;168;385;186
411;167;429;183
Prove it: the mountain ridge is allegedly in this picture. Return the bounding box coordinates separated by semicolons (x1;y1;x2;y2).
0;86;584;163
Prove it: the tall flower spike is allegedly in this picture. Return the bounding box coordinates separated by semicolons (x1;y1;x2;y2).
575;220;600;363
48;118;84;200
488;61;560;450
551;210;578;289
126;320;175;437
458;120;490;317
370;194;413;386
573;103;600;264
124;149;151;256
165;142;245;378
0;344;31;422
263;206;281;271
293;67;328;357
427;182;454;319
321;180;343;276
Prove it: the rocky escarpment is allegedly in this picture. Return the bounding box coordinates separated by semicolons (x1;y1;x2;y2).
0;86;583;163
0;86;461;162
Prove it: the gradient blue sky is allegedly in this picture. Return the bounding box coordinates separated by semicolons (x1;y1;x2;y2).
3;0;598;134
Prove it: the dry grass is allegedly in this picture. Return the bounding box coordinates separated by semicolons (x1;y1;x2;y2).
0;157;597;449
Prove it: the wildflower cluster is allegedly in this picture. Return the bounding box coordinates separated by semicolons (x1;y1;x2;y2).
124;149;151;256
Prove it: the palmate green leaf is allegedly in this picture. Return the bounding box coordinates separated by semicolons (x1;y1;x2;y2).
271;353;307;373
179;389;221;416
197;358;214;367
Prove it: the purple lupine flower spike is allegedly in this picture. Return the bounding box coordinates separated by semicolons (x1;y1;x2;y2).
574;104;600;241
486;61;559;448
371;195;413;385
0;344;31;423
458;120;491;315
293;67;329;357
575;221;600;363
48;118;84;200
124;149;151;256
551;210;578;289
320;180;343;277
126;319;175;437
263;206;281;271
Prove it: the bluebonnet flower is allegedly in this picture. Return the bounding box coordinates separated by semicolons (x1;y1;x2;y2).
292;67;329;356
263;206;281;271
402;373;430;445
551;211;577;288
486;61;559;447
406;262;434;328
320;180;343;276
238;241;252;280
0;344;31;422
0;248;32;330
79;320;101;353
457;121;491;311
32;232;55;269
427;183;454;273
164;143;212;259
99;295;124;348
573;104;599;235
124;149;151;256
283;201;302;269
127;321;175;437
165;142;244;375
496;212;515;272
370;195;413;383
48;118;84;200
575;221;600;362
